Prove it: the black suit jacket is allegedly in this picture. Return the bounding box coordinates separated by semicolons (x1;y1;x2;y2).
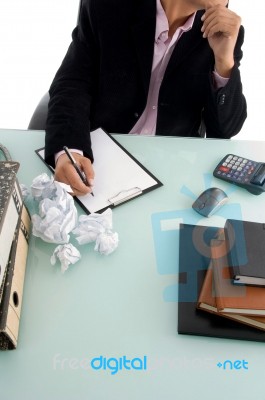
45;0;247;166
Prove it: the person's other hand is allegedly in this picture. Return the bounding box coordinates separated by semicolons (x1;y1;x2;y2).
55;153;95;196
201;4;241;77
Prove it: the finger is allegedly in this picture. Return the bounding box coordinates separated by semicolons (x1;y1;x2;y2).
67;164;92;195
203;3;230;17
55;161;92;196
78;157;95;187
55;153;94;196
68;167;91;195
202;8;240;36
202;13;238;38
203;20;232;38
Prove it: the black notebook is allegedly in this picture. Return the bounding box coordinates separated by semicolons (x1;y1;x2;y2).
178;223;265;342
225;219;265;286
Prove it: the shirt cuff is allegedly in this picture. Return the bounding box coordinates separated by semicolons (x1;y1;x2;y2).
212;70;230;90
55;149;84;164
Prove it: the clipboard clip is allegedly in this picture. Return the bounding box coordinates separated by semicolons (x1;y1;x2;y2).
108;187;142;206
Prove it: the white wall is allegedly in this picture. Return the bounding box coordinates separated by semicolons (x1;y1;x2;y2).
229;0;265;140
0;0;79;129
0;0;264;140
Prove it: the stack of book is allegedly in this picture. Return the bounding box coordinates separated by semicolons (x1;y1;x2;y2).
0;161;31;350
197;220;265;332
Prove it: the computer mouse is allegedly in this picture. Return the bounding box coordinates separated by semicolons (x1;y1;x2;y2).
192;187;228;217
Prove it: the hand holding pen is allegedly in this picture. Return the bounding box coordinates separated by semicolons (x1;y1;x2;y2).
55;147;95;196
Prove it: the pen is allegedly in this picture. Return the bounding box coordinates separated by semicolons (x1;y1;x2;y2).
63;146;94;196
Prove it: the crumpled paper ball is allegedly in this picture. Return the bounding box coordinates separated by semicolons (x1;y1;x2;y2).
50;243;81;273
31;173;55;200
95;231;119;255
31;176;77;244
72;208;119;255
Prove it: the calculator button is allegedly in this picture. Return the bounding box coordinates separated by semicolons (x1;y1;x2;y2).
227;164;232;168
232;166;237;170
235;162;240;166
237;167;242;171
230;160;235;165
242;159;248;163
238;158;242;162
219;166;229;173
233;156;238;160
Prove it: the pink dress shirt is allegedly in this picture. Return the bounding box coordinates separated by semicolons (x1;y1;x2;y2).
129;0;229;136
56;0;229;161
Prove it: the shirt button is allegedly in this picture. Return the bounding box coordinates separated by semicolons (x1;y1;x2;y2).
134;112;139;118
152;106;156;110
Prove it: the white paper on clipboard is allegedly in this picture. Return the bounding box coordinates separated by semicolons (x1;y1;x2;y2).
36;129;162;214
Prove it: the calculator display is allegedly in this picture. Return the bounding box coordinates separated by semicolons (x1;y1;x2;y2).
213;154;265;195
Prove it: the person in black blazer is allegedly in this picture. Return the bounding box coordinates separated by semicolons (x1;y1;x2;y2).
45;0;246;196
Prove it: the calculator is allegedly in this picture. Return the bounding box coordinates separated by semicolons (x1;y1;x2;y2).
213;154;265;195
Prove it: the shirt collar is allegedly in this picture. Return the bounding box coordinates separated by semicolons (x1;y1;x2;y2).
155;0;196;42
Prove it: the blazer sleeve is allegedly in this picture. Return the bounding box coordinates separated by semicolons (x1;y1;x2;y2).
203;25;247;139
45;0;98;167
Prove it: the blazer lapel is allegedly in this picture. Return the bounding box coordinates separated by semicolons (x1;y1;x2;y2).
130;0;156;96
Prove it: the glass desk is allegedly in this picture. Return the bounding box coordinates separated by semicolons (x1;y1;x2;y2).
0;129;264;400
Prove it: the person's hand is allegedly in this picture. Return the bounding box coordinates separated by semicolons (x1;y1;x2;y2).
55;152;95;196
201;4;241;77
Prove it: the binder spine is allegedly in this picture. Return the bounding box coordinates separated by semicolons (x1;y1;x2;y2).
0;167;23;289
0;205;31;350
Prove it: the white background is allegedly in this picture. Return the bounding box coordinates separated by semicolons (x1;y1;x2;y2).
0;0;263;140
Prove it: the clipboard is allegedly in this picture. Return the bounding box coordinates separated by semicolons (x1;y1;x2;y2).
35;129;163;214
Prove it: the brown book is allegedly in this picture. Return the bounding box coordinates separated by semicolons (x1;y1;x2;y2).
211;234;265;316
197;260;265;331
